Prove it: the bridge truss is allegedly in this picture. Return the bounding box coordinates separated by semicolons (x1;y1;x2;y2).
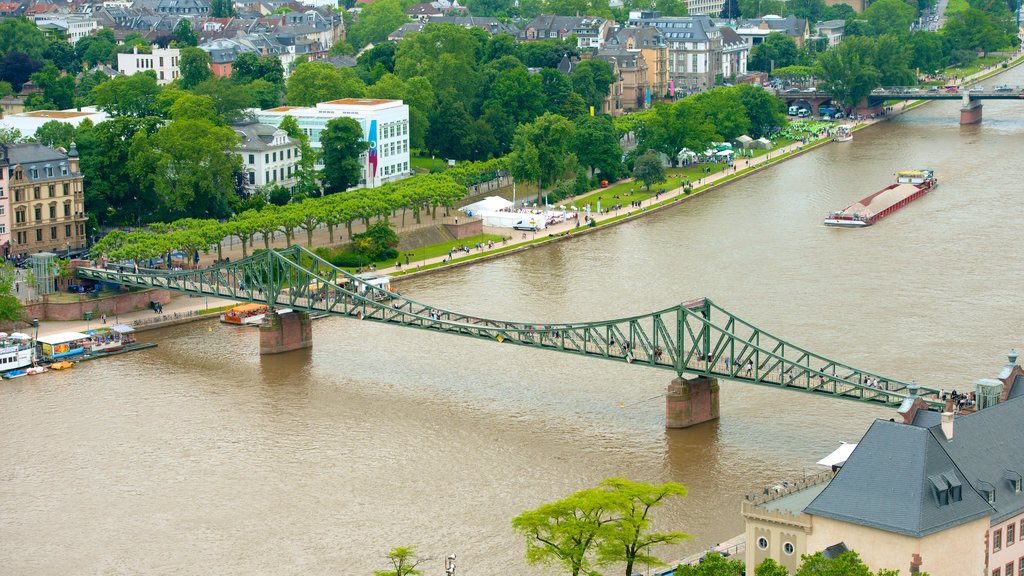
78;246;943;409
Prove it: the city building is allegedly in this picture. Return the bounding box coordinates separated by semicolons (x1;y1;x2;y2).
720;26;749;80
117;45;181;84
233;122;301;193
0;143;87;258
742;352;1024;576
517;15;613;50
594;50;649;115
0;107;109;140
255;98;410;189
734;15;810;48
814;20;845;47
33;13;99;43
604;25;669;101
685;0;725;17
627;12;722;95
388;16;518;41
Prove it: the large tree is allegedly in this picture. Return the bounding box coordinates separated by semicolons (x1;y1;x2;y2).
570;59;616;111
348;0;409;50
690;87;751;141
512;487;618;576
731;84;786;138
320;116;367;193
749;32;798;72
179;47;213;89
25;64;74;110
571;115;623;178
0;263;25;324
814;36;881;108
596;478;689;576
860;0;916;37
633;149;666;191
393;23;484;107
76;116;164;224
173;19;198;47
33;120;76;149
286;61;365;106
92;73;161;117
509;113;576;197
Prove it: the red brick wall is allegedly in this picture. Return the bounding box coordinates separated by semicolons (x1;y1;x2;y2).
22;289;172;322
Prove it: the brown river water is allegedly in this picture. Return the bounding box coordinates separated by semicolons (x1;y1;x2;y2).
3;71;1024;575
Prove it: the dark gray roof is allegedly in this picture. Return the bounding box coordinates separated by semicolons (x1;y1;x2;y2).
805;419;993;537
926;395;1024;523
720;26;745;48
519;15;606;38
625;14;717;42
606;25;666;49
594;50;640;69
0;143;68;165
233;123;296;152
1009;375;1024;400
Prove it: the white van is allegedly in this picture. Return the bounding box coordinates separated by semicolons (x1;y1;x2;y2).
513;219;542;231
788;105;800;116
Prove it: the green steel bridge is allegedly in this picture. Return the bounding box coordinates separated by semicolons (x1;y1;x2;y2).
77;245;943;410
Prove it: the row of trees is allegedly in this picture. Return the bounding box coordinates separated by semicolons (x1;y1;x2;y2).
89;171;479;264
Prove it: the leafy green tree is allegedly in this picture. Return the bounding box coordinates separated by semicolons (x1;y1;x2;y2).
169;93;220;123
732;84;785;138
749;32;798;72
795;551;872;576
0;80;11;99
540;68;587;118
720;0;740;17
0;263;25;324
353;219;399;260
26;64;74;110
632;149;665;191
231;52;283;86
426;96;474;160
320;116;367;193
691;87;750;141
571;115;622;178
76;29;118;67
596;478;689;576
465;0;516;15
44;37;80;74
674;553;745;576
512;486;618;576
348;0;409;50
210;0;236;17
0;51;43;91
92;73;162;117
394;23;484;107
179;47;213;89
76;116;162;224
755;558;790;576
860;0;916;37
286;61;365;106
943;8;1016;54
247;78;282;109
373;545;422;576
788;0;825;20
356;42;398;82
814;36;881;108
509;113;576;198
193;77;253;123
738;0;785;16
908;31;947;74
33;120;76;149
873;34;915;86
570;59;616;111
0;18;48;59
173;19;198;47
279;115;321;197
74;70;108;107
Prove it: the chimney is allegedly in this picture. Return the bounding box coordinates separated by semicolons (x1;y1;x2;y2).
941;410;954;441
1010;349;1019;366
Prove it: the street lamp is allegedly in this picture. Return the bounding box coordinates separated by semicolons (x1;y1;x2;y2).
445;553;456;576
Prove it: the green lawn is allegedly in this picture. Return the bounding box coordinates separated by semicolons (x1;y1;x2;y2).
368;233;506;270
566;163;729;212
944;0;968;14
410;156;447;173
952;55;1006;78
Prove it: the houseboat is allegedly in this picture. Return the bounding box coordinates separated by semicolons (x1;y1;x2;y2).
36;332;91;360
87;325;136;353
0;332;36;373
824;170;937;227
220;303;268;326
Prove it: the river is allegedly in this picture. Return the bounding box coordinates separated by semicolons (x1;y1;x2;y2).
3;70;1024;575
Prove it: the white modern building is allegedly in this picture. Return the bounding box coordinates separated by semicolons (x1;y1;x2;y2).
34;14;99;44
0;107;109;139
116;46;181;85
255;98;411;190
233;122;301;193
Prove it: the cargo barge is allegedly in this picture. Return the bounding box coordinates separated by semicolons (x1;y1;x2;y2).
824;170;937;227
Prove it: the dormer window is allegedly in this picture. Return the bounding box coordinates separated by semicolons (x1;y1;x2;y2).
942;472;963;502
1005;471;1023;493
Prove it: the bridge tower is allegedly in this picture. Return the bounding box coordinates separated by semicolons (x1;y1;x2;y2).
960;94;983;125
259;309;313;354
666;376;720;428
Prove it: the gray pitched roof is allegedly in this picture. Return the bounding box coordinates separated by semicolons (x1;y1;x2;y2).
804;419;993;537
233;122;295;152
626;15;717;42
926;396;1024;523
0;143;68;165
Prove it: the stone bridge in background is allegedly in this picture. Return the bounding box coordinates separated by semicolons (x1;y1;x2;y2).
779;86;1024;124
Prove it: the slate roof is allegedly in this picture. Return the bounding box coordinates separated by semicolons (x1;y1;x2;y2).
232;123;295;152
626;14;718;42
606;25;666;49
720;26;746;49
594;49;640;69
0;143;68;166
804;419;994;537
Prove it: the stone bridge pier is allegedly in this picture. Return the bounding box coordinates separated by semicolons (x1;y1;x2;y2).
666;376;720;428
259;309;313;354
960;96;983;124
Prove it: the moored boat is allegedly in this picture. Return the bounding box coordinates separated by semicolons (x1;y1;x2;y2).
87;325;136;353
3;369;28;379
26;366;48;375
50;361;75;370
220;303;269;326
0;332;36;373
833;125;853;142
824;170;937;227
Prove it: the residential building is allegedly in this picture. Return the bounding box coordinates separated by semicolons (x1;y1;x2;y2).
234;122;301;193
255;98;411;189
734;15;810;48
593;50;648;115
132;0;210;16
117;45;181;84
627;12;722;95
388;16;518;41
517;15;613;50
814;20;845;46
0;96;27;118
719;26;748;80
33;13;99;43
605;25;669;101
0;108;109;139
685;0;725;16
0;143;87;258
742;352;1024;576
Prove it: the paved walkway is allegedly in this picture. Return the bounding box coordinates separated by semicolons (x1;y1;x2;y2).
36;294;238;338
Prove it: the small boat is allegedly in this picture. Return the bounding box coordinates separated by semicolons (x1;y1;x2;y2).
87;325;136;353
0;332;37;372
26;366;49;375
825;170;937;227
3;369;28;379
220;303;269;326
832;125;853;142
50;361;75;370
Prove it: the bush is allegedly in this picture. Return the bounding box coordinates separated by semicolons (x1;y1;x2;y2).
329;252;370;267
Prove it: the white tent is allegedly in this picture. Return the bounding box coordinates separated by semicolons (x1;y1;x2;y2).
752;137;774;150
677;148;698;162
460;196;512;215
715;149;735;157
734;135;754;148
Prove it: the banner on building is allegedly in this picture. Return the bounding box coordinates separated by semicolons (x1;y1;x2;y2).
589;106;595;116
646;88;651;108
368;119;379;180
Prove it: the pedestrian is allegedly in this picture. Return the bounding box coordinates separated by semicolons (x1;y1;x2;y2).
101;314;107;324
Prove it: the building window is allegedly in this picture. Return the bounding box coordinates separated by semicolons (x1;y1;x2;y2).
34;207;41;221
50;226;57;240
1009;563;1015;576
14;189;20;202
64;203;70;216
993;569;1000;576
248;172;255;185
65;224;71;237
1018;557;1023;576
35;229;42;242
46;166;52;177
48;185;54;197
49;205;56;219
63;183;69;195
61;165;68;175
1010;523;1016;546
996;529;1003;552
248;154;255;164
756;537;768;550
33;187;40;199
783;542;794;555
15;210;24;224
265;154;269;163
